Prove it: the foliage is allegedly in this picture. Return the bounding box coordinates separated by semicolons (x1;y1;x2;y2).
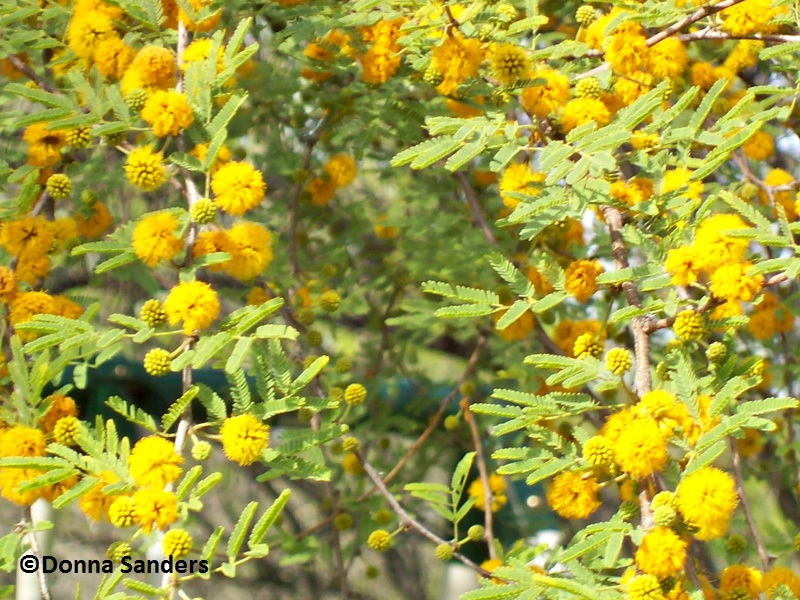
1;0;800;598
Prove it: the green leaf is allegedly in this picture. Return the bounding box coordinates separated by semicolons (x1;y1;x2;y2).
5;82;73;109
291;355;329;393
106;396;158;432
227;501;258;560
225;337;253;374
200;526;225;563
684;439;726;475
451;452;475;505
161;386;199;432
248;489;291;547
531;291;568;313
494;300;529;330
445;140;486;171
435;304;495;318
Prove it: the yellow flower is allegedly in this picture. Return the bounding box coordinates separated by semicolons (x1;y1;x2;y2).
676;467;738;540
613;417;668;478
605;27;649;77
673;310;705;341
307;177;337;206
132;488;179;532
649;38;688;79
15;254;51;287
635;527;686;579
40;394;77;434
76;202;113;238
211;161;267;216
163;281;221;334
93;38;134;80
0;216;53;258
561;97;610;132
192;230;235;271
178;0;221;31
499;162;545;209
0;468;45;506
709;262;763;302
79;470;121;522
247;287;270;306
720;565;763;599
141;90;194;137
761;168;796;219
431;34;484;96
190;142;231;174
23;123;66;167
359;18;405;85
521;66;570;118
763;567;800;599
693;213;750;270
220;413;269;466
627;574;665;600
665;246;701;287
163;529;193;558
467;473;507;512
0;426;46;458
132;212;184;267
547;471;601;519
224;222;274;281
489;43;529;86
565;259;604;302
324;154;357;188
51;217;79;251
614;72;653;106
582;435;614;467
720;0;785;36
636;390;692;439
67;13;117;60
108;495;136;528
9;292;55;340
125;146;168;191
128;436;183;489
129;45;177;89
742;130;774;161
661;167;703;201
0;266;18;302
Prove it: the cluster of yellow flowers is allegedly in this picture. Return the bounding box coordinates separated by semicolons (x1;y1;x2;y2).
306;154;359;206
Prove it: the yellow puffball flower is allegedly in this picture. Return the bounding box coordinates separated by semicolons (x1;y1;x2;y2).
129;45;177;89
720;565;763;599
676;467;738;540
324;154;357;188
489;43;529;86
132;488;179;532
141;90;194;137
561;97;610;132
635;527;686;579
499;162;545;209
664;246;701;287
0;426;46;458
367;529;392;552
125;146;168;191
163;281;221;334
128;436;183;489
605;28;649;77
521;66;570;118
40;394;78;434
467;473;508;512
430;33;484;96
23;123;66;167
220;414;269;466
709;262;763;303
162;529;192;558
564;259;604;302
94;38;134;80
763;567;800;599
661;167;703;201
649;38;688;79
67;13;117;60
211;161;267;216
78;470;121;522
627;574;665;600
108;496;136;528
0;468;46;506
613;417;668;478
546;471;601;519
76;201;113;238
224;222;274;281
132;212;185;267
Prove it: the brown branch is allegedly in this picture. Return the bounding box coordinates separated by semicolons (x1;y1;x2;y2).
601;206;651;396
678;28;800;44
5;53;56;94
357;451;494;578
730;438;772;571
645;0;748;47
454;172;498;246
463;403;497;559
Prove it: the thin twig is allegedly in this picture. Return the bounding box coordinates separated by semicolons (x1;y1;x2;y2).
730;438;771;571
24;507;52;600
601;206;651;396
645;0;748;47
357;452;494;577
463;403;497;559
5;53;56;93
455;172;498;245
